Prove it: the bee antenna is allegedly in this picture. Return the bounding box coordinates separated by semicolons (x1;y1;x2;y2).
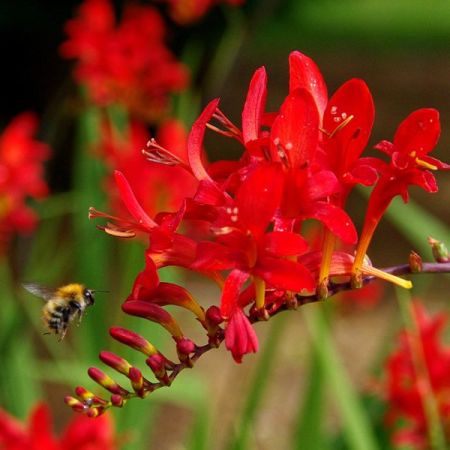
92;289;110;294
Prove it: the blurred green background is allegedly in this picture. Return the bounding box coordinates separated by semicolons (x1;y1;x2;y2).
0;0;449;449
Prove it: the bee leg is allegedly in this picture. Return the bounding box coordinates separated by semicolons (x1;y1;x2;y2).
58;326;68;341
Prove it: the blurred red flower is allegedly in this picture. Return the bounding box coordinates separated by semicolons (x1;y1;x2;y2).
98;119;196;217
0;402;119;450
383;303;450;448
164;0;245;25
61;0;188;122
0;112;50;251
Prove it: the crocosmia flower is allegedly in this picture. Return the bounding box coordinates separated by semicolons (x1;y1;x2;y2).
61;0;188;121
382;303;450;449
352;108;449;276
67;50;449;417
0;113;50;252
0;402;119;449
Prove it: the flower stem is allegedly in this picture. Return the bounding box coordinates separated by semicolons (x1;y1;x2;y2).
318;229;336;298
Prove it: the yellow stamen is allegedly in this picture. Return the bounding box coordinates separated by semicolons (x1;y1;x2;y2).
362;265;412;289
329;115;354;138
415;158;438;171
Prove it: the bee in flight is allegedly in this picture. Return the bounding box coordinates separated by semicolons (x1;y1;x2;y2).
23;283;100;340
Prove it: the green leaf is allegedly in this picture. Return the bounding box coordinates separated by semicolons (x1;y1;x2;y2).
303;304;380;450
293;346;329;450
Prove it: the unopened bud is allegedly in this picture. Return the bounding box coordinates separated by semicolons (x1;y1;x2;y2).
176;338;195;367
205;306;223;326
111;394;125;407
428;237;449;263
99;351;132;376
146;354;170;385
128;367;145;397
88;367;129;396
110;327;157;356
409;251;423;272
64;396;87;413
74;386;107;406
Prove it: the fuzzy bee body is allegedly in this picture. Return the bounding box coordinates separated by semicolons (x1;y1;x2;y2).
23;283;95;340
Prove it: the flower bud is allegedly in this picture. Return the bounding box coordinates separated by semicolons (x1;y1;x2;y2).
128;367;146;397
176;338;195;366
111;394;125;407
428;237;449;263
146;354;171;385
205;306;223;326
110;327;158;356
99;351;132;376
64;396;87;413
88;367;129;396
409;251;423;273
122;301;184;338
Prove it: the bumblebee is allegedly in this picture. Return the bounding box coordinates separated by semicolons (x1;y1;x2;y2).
23;283;96;340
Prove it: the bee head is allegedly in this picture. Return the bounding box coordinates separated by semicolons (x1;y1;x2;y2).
83;288;95;306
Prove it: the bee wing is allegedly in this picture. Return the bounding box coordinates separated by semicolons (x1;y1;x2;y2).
22;283;55;301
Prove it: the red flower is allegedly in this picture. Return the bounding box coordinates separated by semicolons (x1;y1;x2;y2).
61;0;188;121
0;113;50;251
382;303;450;449
353;109;449;275
0;402;119;450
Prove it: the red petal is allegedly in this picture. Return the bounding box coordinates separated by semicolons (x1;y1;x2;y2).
29;404;58;450
393;108;440;156
262;231;309;256
225;308;258;363
346;163;378;186
114;171;156;231
235;163;284;237
192;241;244;271
306;170;340;200
242;67;267;144
220;268;250;318
254;256;315;292
188;98;219;181
289;51;328;118
270;89;320;169
322;79;374;175
302;202;358;244
62;414;114;449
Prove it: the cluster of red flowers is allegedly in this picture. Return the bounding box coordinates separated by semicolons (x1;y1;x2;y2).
96;118;197;218
383;303;450;449
0;402;118;449
60;0;188;122
0;113;50;252
66;51;448;416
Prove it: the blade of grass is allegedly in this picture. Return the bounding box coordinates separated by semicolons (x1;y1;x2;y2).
292;345;329;450
73;105;111;358
303;304;380;450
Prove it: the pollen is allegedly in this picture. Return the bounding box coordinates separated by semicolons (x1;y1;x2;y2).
285;142;293;150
